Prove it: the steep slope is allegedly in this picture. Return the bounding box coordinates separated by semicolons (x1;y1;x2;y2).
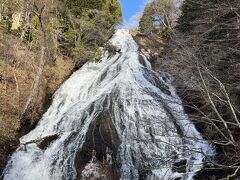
3;30;213;180
138;0;240;178
0;0;122;174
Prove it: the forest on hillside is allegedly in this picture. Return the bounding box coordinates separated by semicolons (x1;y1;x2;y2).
138;0;240;178
0;0;121;174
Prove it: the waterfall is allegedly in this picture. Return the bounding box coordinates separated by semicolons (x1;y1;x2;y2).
3;29;214;180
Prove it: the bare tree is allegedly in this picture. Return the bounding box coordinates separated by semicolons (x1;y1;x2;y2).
21;2;47;117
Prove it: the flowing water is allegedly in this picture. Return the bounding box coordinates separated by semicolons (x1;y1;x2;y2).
3;30;214;180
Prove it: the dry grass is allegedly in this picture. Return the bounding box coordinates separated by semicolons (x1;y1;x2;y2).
0;33;74;171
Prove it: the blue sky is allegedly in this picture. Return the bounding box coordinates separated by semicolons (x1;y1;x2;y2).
119;0;149;28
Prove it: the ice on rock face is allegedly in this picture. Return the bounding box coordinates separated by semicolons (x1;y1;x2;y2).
3;29;214;180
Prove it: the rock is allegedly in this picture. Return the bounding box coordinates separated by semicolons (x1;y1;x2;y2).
172;159;187;173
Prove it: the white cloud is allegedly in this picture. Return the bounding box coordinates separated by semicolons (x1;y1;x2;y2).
123;11;142;29
121;0;182;29
122;0;152;29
